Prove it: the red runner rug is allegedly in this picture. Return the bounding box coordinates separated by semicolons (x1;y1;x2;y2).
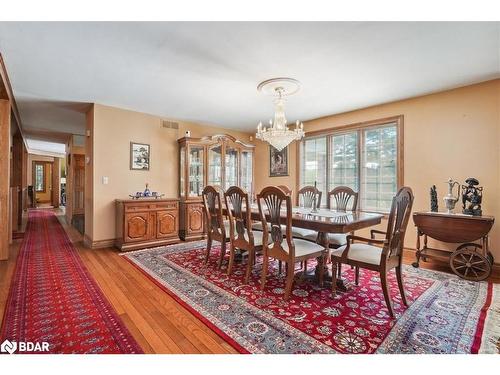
0;210;143;354
123;241;497;354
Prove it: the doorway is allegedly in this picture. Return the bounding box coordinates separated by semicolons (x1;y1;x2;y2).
32;161;53;207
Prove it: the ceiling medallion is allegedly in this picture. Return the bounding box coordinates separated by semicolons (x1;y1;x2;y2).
255;77;304;151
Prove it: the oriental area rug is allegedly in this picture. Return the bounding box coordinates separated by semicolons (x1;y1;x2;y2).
0;210;143;354
123;241;500;354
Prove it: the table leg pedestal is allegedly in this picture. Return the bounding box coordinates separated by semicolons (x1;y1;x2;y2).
307;231;348;292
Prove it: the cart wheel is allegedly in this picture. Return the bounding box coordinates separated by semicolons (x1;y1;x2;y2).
450;244;491;281
487;252;494;266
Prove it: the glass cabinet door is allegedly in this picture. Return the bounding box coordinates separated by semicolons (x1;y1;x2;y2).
240;150;253;197
188;145;204;197
180;146;185;197
208;144;222;187
225;146;238;190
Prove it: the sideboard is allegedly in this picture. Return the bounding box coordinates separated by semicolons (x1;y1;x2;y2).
115;198;180;251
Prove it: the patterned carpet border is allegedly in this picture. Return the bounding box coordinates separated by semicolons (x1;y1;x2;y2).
0;210;143;354
122;240;498;354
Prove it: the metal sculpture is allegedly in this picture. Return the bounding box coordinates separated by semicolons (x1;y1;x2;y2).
462;177;483;216
430;185;438;212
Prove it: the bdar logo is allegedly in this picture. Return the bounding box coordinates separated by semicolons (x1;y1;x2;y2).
1;339;17;354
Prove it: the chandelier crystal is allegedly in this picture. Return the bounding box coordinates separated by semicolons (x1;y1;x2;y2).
256;78;305;151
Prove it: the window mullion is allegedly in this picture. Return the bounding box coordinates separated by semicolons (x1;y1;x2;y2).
359;129;364;211
326;135;330;202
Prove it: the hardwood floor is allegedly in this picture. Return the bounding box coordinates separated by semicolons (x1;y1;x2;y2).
0;208;498;354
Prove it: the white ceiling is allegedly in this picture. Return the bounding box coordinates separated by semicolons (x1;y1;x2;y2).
26;139;66;157
0;22;498;145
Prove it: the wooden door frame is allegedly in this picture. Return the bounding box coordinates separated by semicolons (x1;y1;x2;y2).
72;154;85;215
32;160;54;206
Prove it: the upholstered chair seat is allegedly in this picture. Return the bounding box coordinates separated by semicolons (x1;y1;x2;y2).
223;220;233;235
277;238;325;257
252;221;286;233
331;243;382;265
291;227;317;240
250;230;268;247
302;231;348;246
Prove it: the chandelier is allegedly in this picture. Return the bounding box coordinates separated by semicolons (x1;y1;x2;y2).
256;78;305;151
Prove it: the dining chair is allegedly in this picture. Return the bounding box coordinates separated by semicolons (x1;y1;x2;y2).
224;186;266;282
303;186;360;276
257;186;327;300
252;185;291;232
327;186;359;212
278;185;293;195
297;185;322;209
202;185;231;269
330;187;414;318
290;185;323;242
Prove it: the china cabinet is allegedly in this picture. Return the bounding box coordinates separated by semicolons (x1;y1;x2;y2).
178;134;255;240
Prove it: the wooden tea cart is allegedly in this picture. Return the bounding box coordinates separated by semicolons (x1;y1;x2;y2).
413;211;495;281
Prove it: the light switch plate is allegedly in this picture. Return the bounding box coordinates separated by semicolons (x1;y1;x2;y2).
102;176;109;185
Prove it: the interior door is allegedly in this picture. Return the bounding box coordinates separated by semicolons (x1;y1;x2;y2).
73;155;85;215
33;161;52;206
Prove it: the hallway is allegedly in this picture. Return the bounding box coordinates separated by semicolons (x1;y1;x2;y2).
0;209;141;353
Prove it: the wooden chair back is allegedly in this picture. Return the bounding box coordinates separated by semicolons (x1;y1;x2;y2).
202;185;226;241
382;187;414;259
224;186;253;248
277;185;293;195
257;186;294;260
327;186;359;211
297;185;322;209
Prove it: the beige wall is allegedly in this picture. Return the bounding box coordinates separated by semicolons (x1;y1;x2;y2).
87;103;252;243
255;79;500;259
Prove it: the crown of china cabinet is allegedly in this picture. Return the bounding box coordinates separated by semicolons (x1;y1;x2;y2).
178;134;255;240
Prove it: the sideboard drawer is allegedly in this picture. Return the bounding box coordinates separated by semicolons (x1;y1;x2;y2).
153;202;178;210
125;202;179;212
124;203;151;212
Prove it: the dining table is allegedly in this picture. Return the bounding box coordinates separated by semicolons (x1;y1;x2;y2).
238;204;384;291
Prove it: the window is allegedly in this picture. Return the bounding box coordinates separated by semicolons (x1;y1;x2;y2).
362;126;398;211
35;163;46;192
300;137;327;201
329;132;358;191
299;116;402;213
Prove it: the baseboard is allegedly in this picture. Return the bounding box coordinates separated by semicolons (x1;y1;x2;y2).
82;235;115;249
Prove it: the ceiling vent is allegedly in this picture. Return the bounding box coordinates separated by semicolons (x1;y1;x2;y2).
161;120;179;129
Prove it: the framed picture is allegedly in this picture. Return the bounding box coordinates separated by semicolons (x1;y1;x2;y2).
269;145;289;177
130;142;150;171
